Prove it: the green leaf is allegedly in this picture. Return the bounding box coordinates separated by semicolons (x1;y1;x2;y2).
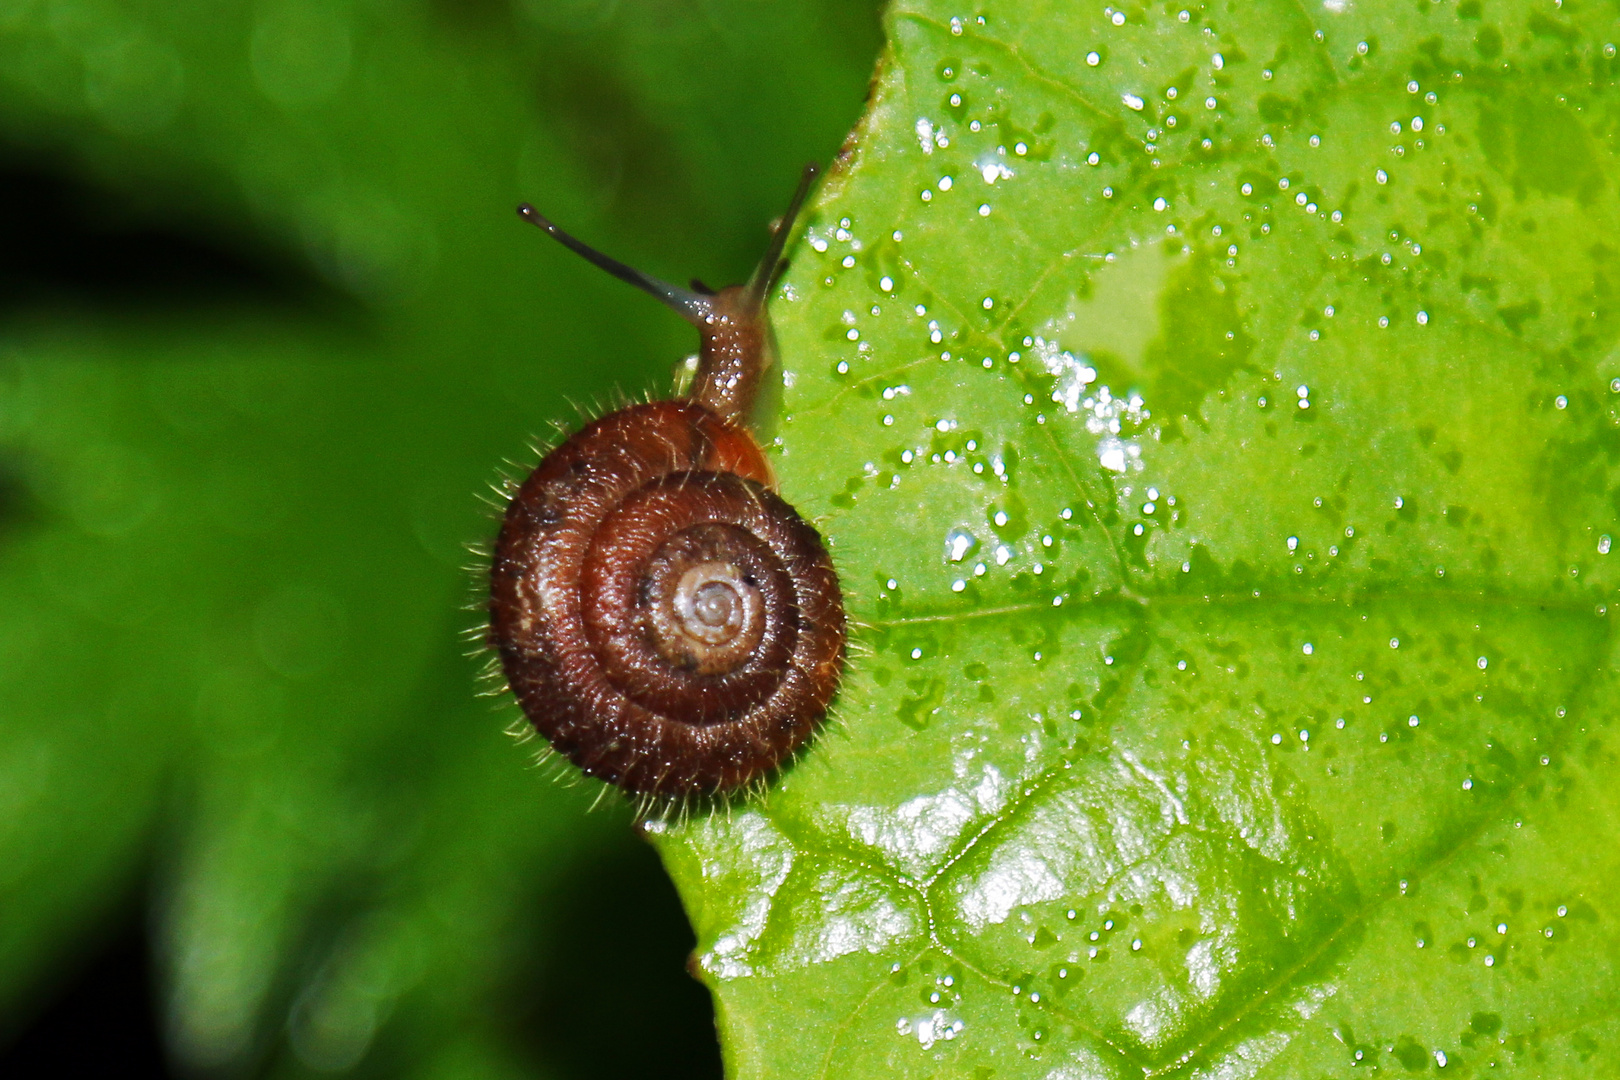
654;2;1620;1077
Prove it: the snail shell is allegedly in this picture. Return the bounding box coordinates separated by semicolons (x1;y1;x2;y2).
489;167;845;797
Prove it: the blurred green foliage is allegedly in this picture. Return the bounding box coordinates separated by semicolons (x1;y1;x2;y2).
0;0;879;1076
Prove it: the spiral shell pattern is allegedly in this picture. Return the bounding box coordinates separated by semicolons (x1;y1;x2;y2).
489;401;845;796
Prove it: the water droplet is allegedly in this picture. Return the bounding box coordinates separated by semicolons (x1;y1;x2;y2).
1086;51;1101;66
1375;168;1389;184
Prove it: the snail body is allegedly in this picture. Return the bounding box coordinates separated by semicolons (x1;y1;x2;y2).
489;168;845;797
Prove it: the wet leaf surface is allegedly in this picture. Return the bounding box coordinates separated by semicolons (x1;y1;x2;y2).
654;3;1620;1077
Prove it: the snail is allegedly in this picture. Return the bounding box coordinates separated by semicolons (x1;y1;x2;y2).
488;166;845;799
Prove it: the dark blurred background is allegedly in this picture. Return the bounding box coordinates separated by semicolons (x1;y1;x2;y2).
0;1;880;1076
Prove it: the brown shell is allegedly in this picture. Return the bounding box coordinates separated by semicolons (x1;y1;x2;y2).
489;401;845;796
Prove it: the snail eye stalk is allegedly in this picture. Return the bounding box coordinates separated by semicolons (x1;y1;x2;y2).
517;203;714;325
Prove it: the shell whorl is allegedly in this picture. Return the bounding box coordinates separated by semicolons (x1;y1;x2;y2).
489;400;844;796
